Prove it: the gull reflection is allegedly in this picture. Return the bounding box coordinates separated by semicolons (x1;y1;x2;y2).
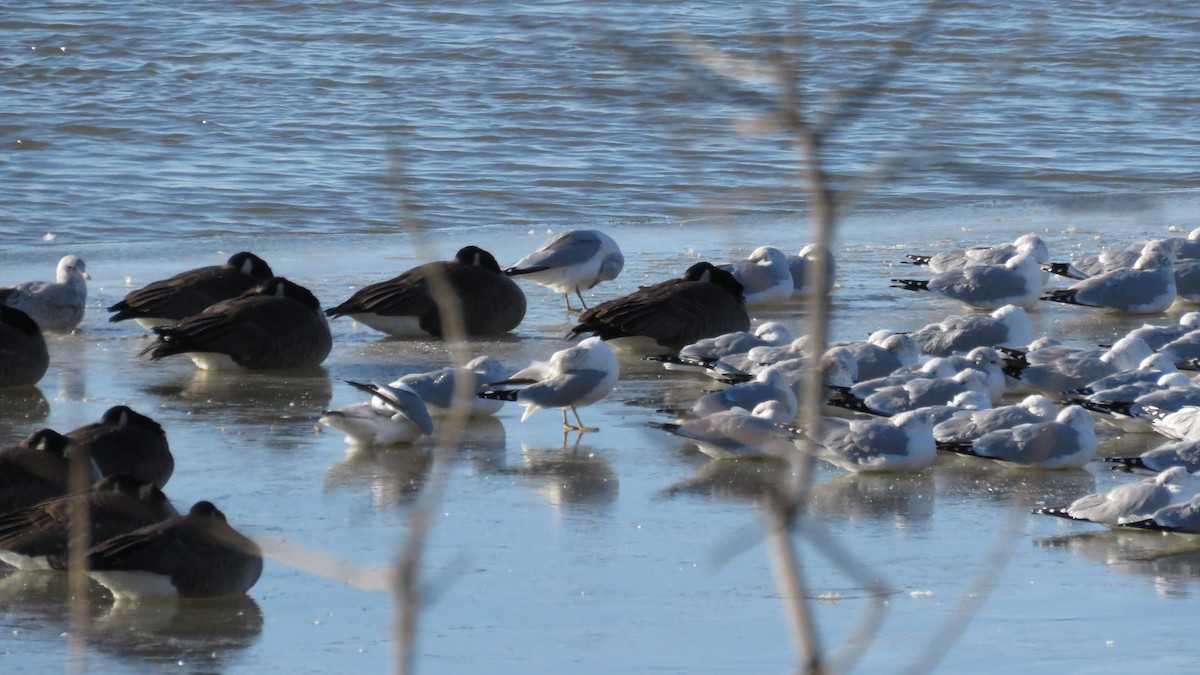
934;455;1096;506
1035;529;1200;598
0;386;49;436
807;471;936;531
513;441;618;511
324;444;432;509
661;456;790;503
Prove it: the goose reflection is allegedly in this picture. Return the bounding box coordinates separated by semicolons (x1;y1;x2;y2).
323;444;432;509
934;455;1096;506
145;368;332;445
1035;529;1200;598
88;594;263;667
0;568;109;625
0;385;49;436
807;471;936;531
511;441;618;510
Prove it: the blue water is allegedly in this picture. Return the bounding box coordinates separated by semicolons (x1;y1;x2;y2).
4;2;1200;674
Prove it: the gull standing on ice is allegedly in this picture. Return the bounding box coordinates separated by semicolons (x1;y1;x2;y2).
478;336;619;431
719;246;794;306
504;229;624;312
891;253;1043;310
0;255;90;332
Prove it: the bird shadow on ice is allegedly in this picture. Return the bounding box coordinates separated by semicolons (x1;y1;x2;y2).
0;385;49;436
807;471;936;532
1034;528;1200;598
933;454;1097;506
658;456;790;503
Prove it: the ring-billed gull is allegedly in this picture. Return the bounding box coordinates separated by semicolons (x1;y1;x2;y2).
393;355;508;416
788;243;836;293
933;394;1058;445
320;380;435;446
828;368;991;417
326;246;526;337
719;246;793;306
1105;439;1200;473
1041;240;1176;314
479;336;619;431
903;234;1049;272
85;500;262;599
672;366;797;423
566;262;750;352
66;406;174;489
645;321;793;373
0;255;90;332
505;229;624;312
0;475;177;571
143;277;332;370
649;402;796;460
910;305;1033;357
798;408;938;472
937;405;1096;469
108;251;274;329
0;305;48;387
1035;466;1200;526
891;253;1043;310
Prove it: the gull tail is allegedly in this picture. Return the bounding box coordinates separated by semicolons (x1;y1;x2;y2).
890;278;930;292
1103;456;1150;472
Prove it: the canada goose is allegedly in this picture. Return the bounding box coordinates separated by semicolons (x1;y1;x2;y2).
0;428;99;515
566;261;750;352
0;255;90;332
66;406;174;489
85;500;263;599
325;246;526;338
142;277;332;370
478;336;618;432
505;230;624;312
107;252;274;328
0;305;49;387
0;474;178;570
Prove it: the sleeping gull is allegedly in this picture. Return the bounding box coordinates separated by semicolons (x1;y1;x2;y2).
326;246;526;337
566;262;749;352
393;355;508;417
320;380;435;446
0;255;90;332
1105;439;1200;474
644;321;793;373
672;366;797;423
798;408;938;473
828;368;991;417
936;405;1097;469
648;402;796;460
504;229;624;312
891;253;1043;310
1035;466;1200;526
478;336;619;431
719;246;793;306
903;234;1049;273
909;304;1034;357
107;251;274;329
788;243;836;293
933;394;1058;445
1041;240;1176;314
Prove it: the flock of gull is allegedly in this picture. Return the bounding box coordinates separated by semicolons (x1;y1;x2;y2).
7;226;1200;600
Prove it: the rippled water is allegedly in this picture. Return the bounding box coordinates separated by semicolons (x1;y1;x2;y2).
4;1;1200;243
4;1;1200;673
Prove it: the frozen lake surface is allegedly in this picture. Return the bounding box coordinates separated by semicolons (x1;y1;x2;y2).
4;203;1200;673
